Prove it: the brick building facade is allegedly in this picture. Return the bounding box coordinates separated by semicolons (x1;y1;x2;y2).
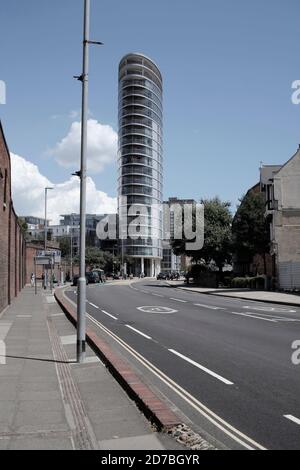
0;121;26;314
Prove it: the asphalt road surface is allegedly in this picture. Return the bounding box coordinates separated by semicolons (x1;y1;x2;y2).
66;279;300;450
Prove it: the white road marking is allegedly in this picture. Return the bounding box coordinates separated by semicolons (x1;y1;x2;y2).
137;306;178;314
64;291;264;450
125;325;152;340
168;349;234;385
152;293;164;297
170;298;187;303
16;315;32;318
243;312;300;322
101;310;118;320
284;414;300;426
88;302;99;309
194;303;225;310
85;312;266;450
243;306;296;314
231;312;277;322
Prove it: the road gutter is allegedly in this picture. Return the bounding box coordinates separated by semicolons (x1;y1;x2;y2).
54;287;181;432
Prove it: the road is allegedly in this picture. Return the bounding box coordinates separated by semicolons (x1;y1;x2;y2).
66;279;300;450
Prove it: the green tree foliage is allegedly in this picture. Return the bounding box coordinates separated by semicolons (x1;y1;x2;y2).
73;247;124;273
232;190;270;273
171;197;233;272
59;237;71;258
84;247;105;268
18;218;28;235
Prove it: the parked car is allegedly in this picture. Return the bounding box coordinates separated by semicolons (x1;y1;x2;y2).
86;271;100;284
92;269;105;283
157;272;169;280
105;273;120;280
72;275;88;286
170;272;180;280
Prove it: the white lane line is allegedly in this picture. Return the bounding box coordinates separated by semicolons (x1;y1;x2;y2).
85;312;265;450
231;312;277;323
284;414;300;426
194;303;225;310
244;312;300;322
152;293;164;297
125;325;152;340
101;310;118;320
88;302;99;309
243;306;297;314
168;349;234;385
170;298;187;303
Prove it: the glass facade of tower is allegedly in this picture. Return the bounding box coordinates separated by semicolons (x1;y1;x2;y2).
118;53;163;276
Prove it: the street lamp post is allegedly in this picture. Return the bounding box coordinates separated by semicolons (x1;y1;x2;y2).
70;214;74;281
76;0;102;363
76;0;90;363
44;187;53;289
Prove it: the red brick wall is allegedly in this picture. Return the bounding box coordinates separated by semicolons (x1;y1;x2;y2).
26;244;61;284
0;121;25;314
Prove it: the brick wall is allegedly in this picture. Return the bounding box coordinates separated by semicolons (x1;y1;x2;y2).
26;242;61;284
0;121;26;314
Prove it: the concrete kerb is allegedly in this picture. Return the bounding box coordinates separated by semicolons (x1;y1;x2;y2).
167;283;300;308
54;287;181;432
210;293;300;308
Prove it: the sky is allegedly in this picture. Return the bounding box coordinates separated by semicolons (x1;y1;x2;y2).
0;0;300;223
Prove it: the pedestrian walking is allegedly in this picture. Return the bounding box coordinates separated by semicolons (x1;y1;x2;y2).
30;273;35;287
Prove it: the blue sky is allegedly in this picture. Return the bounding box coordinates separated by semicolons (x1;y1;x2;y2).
1;0;300;217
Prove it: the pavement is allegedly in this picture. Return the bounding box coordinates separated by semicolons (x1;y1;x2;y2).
0;285;185;450
62;278;300;450
167;281;300;307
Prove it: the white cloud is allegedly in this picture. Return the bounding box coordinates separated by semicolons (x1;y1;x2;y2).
10;152;117;225
48;119;118;174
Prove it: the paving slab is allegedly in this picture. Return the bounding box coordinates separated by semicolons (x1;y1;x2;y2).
0;286;185;451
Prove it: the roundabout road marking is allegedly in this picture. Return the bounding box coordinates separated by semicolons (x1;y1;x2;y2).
137;306;178;314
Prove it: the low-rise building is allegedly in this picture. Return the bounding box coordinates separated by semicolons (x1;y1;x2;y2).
260;146;300;289
162;197;196;273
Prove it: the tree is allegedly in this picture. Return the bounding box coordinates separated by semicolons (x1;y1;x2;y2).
18;218;28;235
84;247;105;268
232;190;270;274
198;198;232;272
59;237;71;258
171;197;233;273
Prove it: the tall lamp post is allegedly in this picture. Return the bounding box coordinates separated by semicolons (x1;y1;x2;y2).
76;0;103;363
44;187;54;289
